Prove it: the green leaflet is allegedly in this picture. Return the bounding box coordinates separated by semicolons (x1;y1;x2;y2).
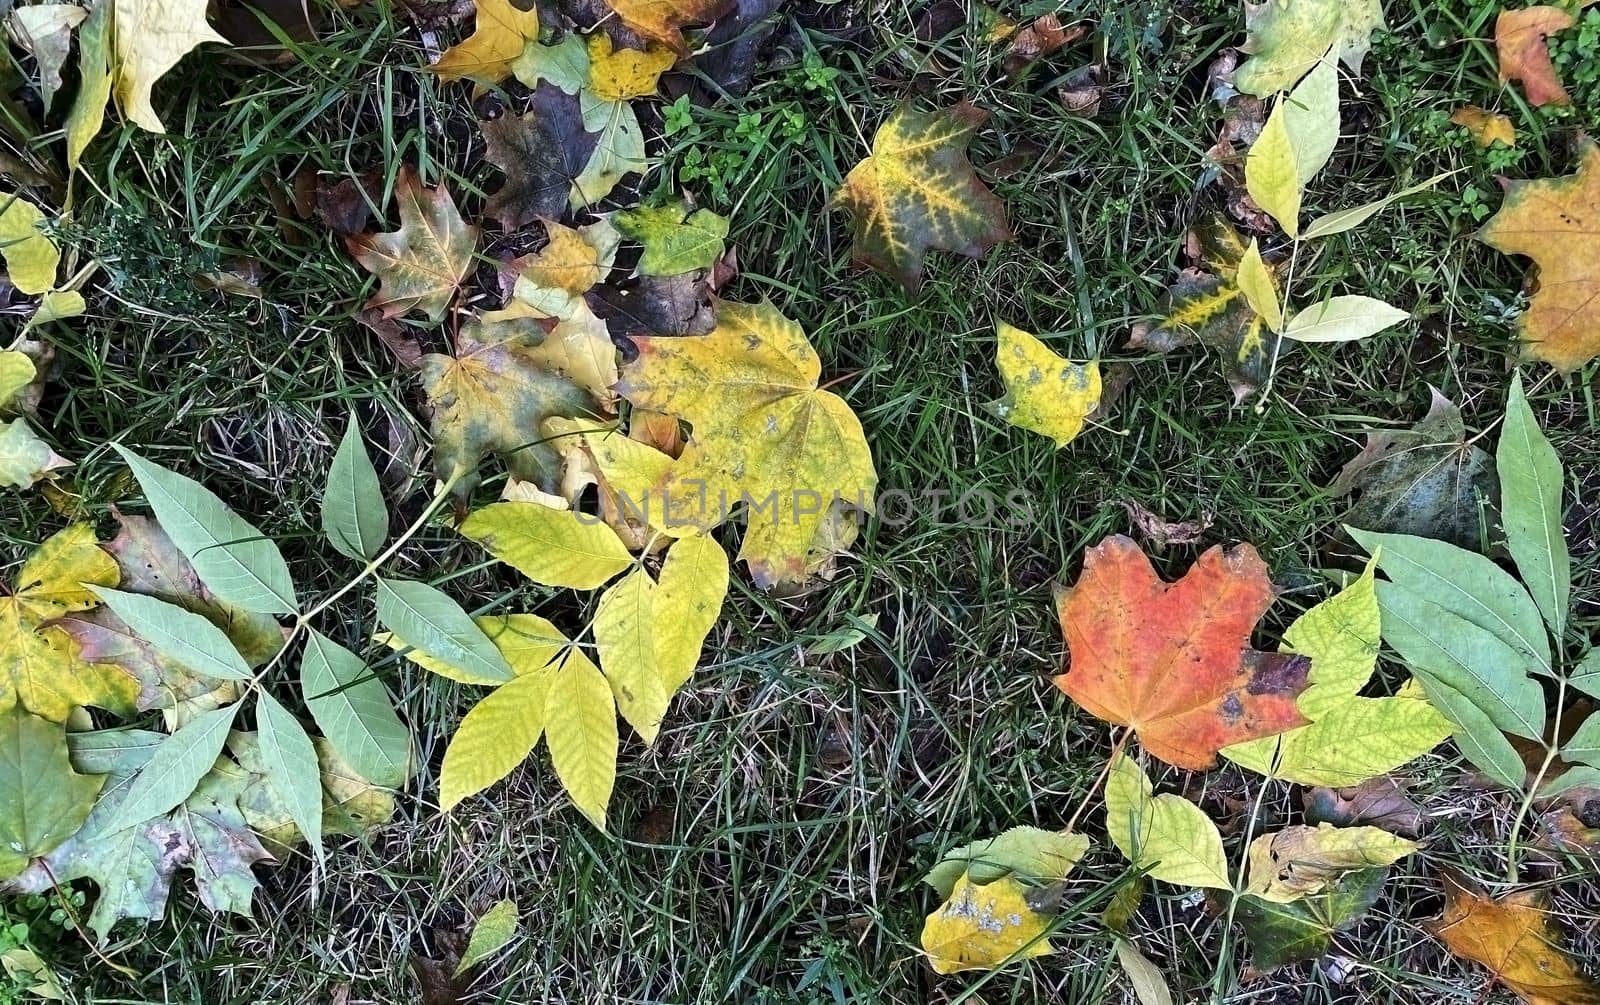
1103;755;1229;890
456;899;520;974
96;704;240;836
300;630;411;789
923;826;1090;898
0;708;103;879
614;201;729;276
1413;676;1526;789
88;586;252;681
1497;374;1570;637
1561;711;1600;769
112;446;297;615
374;578;514;683
1572;648;1600;701
1236;867;1387;971
1349;529;1551;677
322;420;388;562
1373;582;1545;740
254;691;324;863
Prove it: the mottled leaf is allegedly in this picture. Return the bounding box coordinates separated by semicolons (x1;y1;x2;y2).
1427;873;1600;1005
920;874;1053;975
614;200;729;276
0;708;103;878
456;899;519;974
346;167;479;322
1495;6;1575;107
985;322;1100;447
924;826;1089;898
1237;867;1386;970
481;86;598;230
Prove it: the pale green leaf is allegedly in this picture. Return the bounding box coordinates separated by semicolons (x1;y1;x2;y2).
1498;373;1569;637
455;899;520;975
1246;100;1302;237
924;826;1090;898
510;34;587;93
254;691;324;862
112;445;297;615
300;630;411;789
88;586;251;681
322;419;388;562
1104;754;1229;889
1561;710;1600;769
571;95;646;209
0;418;69;489
1282;58;1340;186
1282;295;1409;343
458;502;633;590
1571;648;1600;701
1114;938;1174;1005
97;703;240;835
374;578;513;683
1413;676;1526;789
1301;171;1458;240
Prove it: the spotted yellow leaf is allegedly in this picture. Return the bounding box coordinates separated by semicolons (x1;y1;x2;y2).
585;33;675;101
1244;824;1416;904
830;102;1012;292
1236;239;1282;333
921;874;1053;975
986;322;1100;447
0;194;58;296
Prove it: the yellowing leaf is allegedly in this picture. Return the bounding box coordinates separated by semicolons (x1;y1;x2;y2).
593;569;667;743
0;420;70;489
65;0;111;171
346;167;479;322
0;524;139;722
986;322;1100;447
616;300;877;589
920;874;1053;975
440;628;558;810
924;826;1090;898
1234;0;1380;95
1223;562;1452;786
459;502;633;590
1246;100;1301;237
1477;143;1600;371
0;194;59;296
456;899;519;974
1243;824;1416;903
1103;754;1230;889
1452;106;1517;148
109;0;228;132
1428;874;1600;1005
603;0;730;54
6;4;89;113
541;416;678;547
543;647;617;829
653;533;727;693
585;34;676;101
0;353;35;409
513;220;609;310
572;95;647;209
830;102;1012;292
1236;239;1282;333
431;0;541;84
0;708;104;879
613;201;729;277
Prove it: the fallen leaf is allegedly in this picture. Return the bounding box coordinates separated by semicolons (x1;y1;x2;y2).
1243;824;1416;903
1234;0;1383;96
1054;535;1312;769
510;32;588;93
1302;777;1425;837
1103;753;1231;888
0;193;59;295
1236;867;1387;970
5;4;87;113
985;322;1100;447
920;874;1053;975
0;708;104;878
0;525;139;722
481;86;599;230
1121;502;1211;549
830;102;1012;292
615;300;877;588
231;733;398;852
614;200;729;276
356;308;424;369
604;0;732;53
923;826;1090;897
571;94;648;208
1477;143;1600;371
455;899;519;974
1495;6;1575;108
1452;105;1517;148
420;310;603;500
1002;14;1086;78
585;33;676;100
346;167;479;322
685;0;781;97
1427;873;1600;1005
431;0;541;83
1327;387;1495;548
0;420;71;489
587;270;715;336
110;0;229;131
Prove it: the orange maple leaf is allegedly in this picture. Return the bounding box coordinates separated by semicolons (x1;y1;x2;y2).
1053;535;1311;770
1427;872;1600;1005
1495;6;1575;107
1478;144;1600;372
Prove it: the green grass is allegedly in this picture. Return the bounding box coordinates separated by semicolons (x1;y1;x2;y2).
3;0;1599;1000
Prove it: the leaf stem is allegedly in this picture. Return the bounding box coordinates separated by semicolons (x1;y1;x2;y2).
1506;674;1567;883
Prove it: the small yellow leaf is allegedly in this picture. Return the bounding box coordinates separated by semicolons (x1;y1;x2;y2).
1246;101;1302;238
1244;824;1417;903
0;353;37;409
921;874;1053;975
1236;239;1282;333
0;194;59;296
110;0;228;132
459;502;633;590
65;0;111;171
543;648;617;829
31;290;86;326
585;34;676;101
1451;105;1517;149
987;322;1101;447
432;0;541;83
1103;754;1230;889
592;569;668;744
653;533;728;693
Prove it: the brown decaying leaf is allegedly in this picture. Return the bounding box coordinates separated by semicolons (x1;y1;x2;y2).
1494;6;1575;107
1003;15;1086;78
481;86;599;230
1302;777;1425;838
1427;872;1600;1005
604;0;734;54
587;271;715;336
1053;535;1312;770
345;167;479;322
1120;501;1212;549
356;308;424;370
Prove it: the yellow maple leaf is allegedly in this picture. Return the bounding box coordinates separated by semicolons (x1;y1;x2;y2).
830;102;1012;292
615;300;877;589
432;0;542;83
921;874;1053;975
585;34;676;101
0;524;140;722
1479;144;1600;371
1451;105;1517;148
1427;873;1600;1005
986;322;1100;447
110;0;228;132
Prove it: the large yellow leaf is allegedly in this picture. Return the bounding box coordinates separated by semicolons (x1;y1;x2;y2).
653;533;727;692
0;524;139;722
0;194;58;296
921;874;1053;975
110;0;227;132
830;102;1012;292
592;568;667;743
616;300;877;589
1103;754;1230;889
1478;144;1600;371
986;322;1100;448
543;648;617;829
585;34;676;101
1222;562;1452;786
431;0;541;83
1427;873;1600;1005
1243;824;1416;903
458;502;633;590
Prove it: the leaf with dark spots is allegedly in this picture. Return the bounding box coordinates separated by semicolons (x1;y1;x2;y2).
481;86;599;230
1053;535;1312;770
